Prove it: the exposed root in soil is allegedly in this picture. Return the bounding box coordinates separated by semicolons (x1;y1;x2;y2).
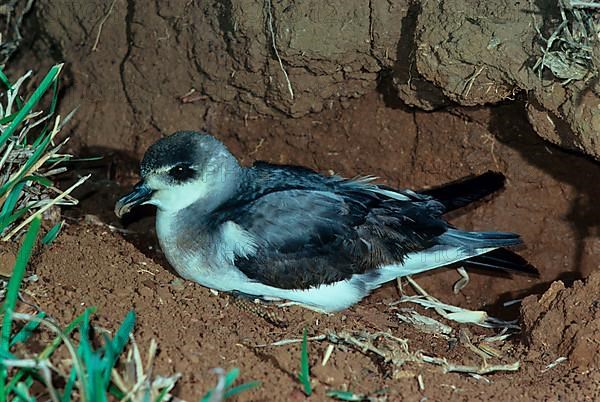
264;0;294;100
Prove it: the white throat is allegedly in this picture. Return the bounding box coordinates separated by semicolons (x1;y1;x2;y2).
147;177;211;213
146;161;242;214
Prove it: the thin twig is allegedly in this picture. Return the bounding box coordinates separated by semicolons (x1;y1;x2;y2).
419;354;520;374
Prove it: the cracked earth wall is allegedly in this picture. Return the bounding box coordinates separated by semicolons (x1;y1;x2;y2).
25;0;408;155
413;0;600;160
21;0;600;160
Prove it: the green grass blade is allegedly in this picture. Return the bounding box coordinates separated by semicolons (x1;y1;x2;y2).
99;332;115;391
109;311;136;357
0;350;16;360
41;222;62;245
0;111;18;125
102;311;135;384
0;216;41;328
0;216;41;396
0;68;11;90
0;208;29;233
298;328;312;396
154;387;170;402
29;74;60;148
0;183;26;215
9;312;46;347
108;384;126;400
223;380;261;399
12;382;35;402
142;386;152;402
0;182;26;231
86;355;105;402
222;368;239;388
0;64;62;149
60;369;77;402
77;309;94;402
44;156;71;164
48;76;59;116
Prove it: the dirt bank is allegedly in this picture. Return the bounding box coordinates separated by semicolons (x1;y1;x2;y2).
16;0;599;160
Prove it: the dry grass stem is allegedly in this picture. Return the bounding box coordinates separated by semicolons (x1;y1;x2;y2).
532;0;599;83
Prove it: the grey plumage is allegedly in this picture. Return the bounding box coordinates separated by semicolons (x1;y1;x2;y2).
115;131;536;312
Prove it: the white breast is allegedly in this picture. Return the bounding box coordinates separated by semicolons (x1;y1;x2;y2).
155;212;255;291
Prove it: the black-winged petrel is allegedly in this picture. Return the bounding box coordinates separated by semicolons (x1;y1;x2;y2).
115;131;535;312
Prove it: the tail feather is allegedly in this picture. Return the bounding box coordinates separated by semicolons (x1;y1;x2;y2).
441;229;523;248
391;171;536;277
370;245;537;287
421;171;505;212
463;248;538;275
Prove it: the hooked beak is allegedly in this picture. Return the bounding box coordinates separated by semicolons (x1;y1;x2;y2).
114;181;154;218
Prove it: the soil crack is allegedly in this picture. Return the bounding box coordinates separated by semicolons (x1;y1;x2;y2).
119;0;137;117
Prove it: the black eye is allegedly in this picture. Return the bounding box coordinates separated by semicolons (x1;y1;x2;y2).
168;164;195;181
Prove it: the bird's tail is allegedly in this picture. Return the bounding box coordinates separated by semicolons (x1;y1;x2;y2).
441;229;522;248
420;171;506;212
440;229;538;275
463;247;538;275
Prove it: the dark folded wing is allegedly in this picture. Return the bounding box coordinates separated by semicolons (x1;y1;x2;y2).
210;188;448;289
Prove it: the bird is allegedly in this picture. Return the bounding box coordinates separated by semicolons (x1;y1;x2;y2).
115;130;536;313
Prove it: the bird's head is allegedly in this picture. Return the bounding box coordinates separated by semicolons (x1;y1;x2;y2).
115;131;240;217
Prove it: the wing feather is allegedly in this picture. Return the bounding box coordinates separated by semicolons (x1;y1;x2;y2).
210;187;447;289
205;165;530;290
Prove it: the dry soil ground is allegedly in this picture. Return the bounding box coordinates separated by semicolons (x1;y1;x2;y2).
10;91;600;401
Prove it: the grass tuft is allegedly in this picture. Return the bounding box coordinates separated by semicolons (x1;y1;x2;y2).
0;237;183;401
532;0;600;84
0;64;88;243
